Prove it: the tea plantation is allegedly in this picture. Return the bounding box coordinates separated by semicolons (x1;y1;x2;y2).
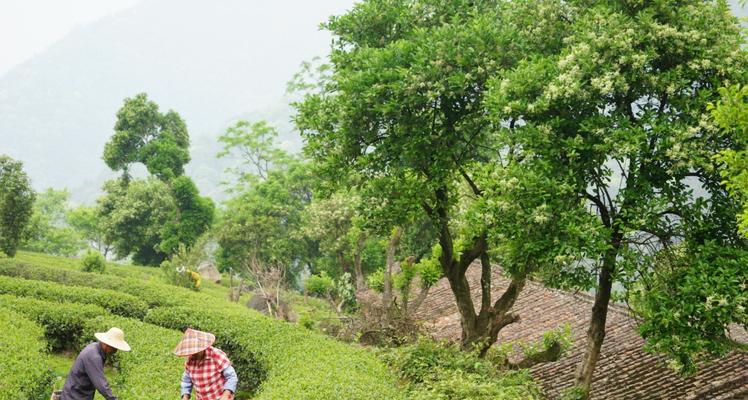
0;252;402;400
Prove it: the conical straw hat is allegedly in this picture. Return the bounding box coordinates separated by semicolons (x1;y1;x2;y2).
173;328;215;356
94;327;131;352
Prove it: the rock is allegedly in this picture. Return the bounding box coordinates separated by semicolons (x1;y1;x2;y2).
197;262;221;283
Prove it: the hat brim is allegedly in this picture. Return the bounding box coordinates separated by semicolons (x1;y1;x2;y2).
173;332;216;357
174;344;211;357
95;332;131;352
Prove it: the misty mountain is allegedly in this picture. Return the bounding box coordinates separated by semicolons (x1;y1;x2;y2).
1;0;744;204
0;0;353;203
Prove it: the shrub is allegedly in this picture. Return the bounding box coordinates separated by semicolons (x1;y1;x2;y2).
145;305;402;400
0;295;184;400
304;271;334;297
4;252;403;400
379;338;541;400
0;258;178;307
0;294;106;351
85;315;185;400
81;249;106;273
0;308;53;400
0;275;148;319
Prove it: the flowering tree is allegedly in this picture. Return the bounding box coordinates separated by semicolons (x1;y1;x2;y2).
487;0;747;395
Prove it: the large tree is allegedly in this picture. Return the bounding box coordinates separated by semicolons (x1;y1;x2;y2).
100;94;213;264
487;0;746;395
0;156;35;257
103;93;190;181
216;159;316;278
713;84;748;236
296;0;574;354
98;178;176;265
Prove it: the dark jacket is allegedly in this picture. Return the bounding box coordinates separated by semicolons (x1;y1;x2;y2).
61;342;117;400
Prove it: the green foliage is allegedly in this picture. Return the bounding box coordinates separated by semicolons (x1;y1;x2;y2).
0;257;177;308
101;94;213;264
367;268;385;293
369;246;442;294
2;252;402;399
483;0;748;380
305;271;335;296
0;294;106;351
160;259;201;291
23;188;84;257
712;84;748;237
0;308;53;400
158;176;215;255
0;294;184;400
632;242;748;374
67;205;111;256
81;248;106;273
217;119;292;182
98;178;176;265
103;93;190;180
379;338;541;400
0;275;148;319
217;160;315;276
145;304;400;400
0;155;35;257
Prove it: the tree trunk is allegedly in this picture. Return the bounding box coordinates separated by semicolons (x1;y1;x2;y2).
353;234;367;291
382;227;403;314
430;187;526;355
574;230;622;398
407;285;431;316
337;252;350;274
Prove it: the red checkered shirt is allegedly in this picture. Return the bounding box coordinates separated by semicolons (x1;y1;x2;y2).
185;346;232;400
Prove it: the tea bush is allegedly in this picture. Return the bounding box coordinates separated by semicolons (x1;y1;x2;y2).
145;305;403;400
0;294;105;351
81;249;106;273
0;275;148;318
0;259;177;307
2;252;404;400
0;295;184;400
0;308;53;400
85;315;185;400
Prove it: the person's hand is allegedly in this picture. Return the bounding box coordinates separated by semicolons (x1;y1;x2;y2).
220;391;233;400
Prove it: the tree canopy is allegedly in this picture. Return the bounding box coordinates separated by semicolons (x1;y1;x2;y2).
0;156;35;257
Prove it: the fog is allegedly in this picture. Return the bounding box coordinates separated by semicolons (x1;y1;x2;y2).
0;0;745;203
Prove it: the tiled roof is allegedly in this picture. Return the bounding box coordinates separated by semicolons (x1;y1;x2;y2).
415;263;748;399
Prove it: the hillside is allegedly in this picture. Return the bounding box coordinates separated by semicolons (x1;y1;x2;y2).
0;0;354;202
0;251;402;399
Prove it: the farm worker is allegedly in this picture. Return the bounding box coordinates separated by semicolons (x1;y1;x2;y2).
175;328;238;400
61;327;131;400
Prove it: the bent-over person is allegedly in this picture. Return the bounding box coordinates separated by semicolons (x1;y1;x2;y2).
62;327;131;400
175;328;238;400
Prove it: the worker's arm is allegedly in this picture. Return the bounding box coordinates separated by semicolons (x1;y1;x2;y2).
181;371;193;399
221;366;238;398
81;354;117;400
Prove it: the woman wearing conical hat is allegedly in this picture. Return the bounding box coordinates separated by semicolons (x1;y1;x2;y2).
174;328;238;400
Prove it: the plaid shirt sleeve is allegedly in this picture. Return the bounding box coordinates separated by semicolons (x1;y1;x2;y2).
180;371;193;397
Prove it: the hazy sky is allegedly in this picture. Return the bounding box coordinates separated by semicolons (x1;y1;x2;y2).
0;0;743;78
0;0;144;76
